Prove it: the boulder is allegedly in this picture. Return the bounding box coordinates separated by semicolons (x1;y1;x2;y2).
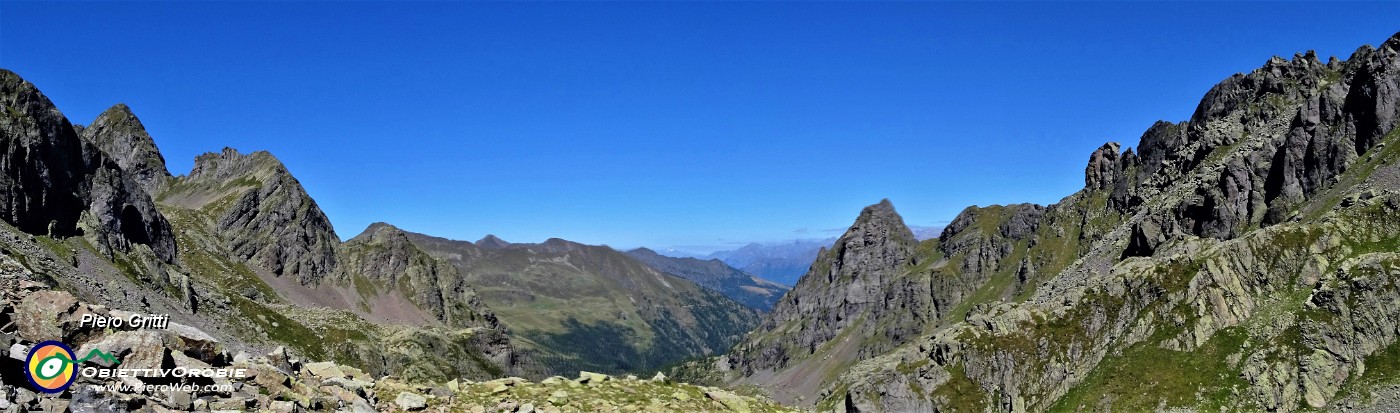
394;392;427;411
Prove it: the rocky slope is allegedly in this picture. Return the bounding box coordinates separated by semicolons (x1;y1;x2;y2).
625;247;790;311
0;264;783;412
403;231;761;377
336;222;502;330
720;32;1400;412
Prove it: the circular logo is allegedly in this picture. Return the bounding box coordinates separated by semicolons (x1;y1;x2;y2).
25;341;76;394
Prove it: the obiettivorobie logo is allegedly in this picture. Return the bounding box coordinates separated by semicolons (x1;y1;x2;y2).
23;340;245;395
24;341;120;394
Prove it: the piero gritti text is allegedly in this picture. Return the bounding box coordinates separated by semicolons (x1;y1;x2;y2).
79;313;171;330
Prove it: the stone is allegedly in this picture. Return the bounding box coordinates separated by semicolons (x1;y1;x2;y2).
577;371;610;384
302;361;347;379
8;343;26;361
268;400;296;413
14;290;77;341
76;331;168;370
394;392;428;411
703;389;751;413
68;386;125;413
547;390;568;405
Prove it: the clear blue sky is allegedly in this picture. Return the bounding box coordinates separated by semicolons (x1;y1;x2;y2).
3;2;1397;252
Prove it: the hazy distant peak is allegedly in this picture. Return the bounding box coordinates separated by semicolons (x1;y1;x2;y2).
475;234;511;249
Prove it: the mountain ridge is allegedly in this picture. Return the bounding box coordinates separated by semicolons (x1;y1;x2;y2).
713;31;1400;412
624;246;790;311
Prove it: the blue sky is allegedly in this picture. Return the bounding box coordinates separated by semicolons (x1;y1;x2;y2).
3;2;1397;252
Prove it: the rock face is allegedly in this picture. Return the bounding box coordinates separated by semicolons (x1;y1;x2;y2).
79;104;171;195
725;32;1400;413
338;222;501;329
0;69;175;262
748;199;918;364
625;247;790;311
164;147;339;284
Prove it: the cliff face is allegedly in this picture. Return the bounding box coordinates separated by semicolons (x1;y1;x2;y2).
162;147;339;285
791;33;1400;412
0;69;176;263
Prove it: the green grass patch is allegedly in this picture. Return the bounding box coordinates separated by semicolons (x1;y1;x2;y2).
1048;327;1251;412
930;363;989;411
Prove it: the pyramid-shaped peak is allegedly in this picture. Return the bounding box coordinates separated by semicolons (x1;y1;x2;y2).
476;234;511;249
83;102;170;194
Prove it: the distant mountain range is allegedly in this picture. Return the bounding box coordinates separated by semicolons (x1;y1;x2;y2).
624;248;788;311
657;228;941;287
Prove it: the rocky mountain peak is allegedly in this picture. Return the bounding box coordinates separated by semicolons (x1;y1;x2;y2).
338;221;501;330
80;103;171;195
475;234;511;249
841;199;917;268
351;222;405;242
188;147;287;182
169;146;338;284
1;69;175;262
730;199;919;380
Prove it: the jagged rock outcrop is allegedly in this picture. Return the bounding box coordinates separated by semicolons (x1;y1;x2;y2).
1084;142;1122;190
338;222;501;329
0;69;175;263
164;147;338;284
625;247;789;311
730;200;918;373
1102;35;1400;256
79;103;171;195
